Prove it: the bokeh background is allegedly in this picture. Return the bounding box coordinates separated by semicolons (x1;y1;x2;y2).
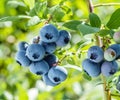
0;0;120;100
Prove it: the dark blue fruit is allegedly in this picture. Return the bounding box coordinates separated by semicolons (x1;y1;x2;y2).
40;41;56;54
56;30;71;47
101;61;118;77
87;46;104;63
18;41;29;51
104;44;120;61
40;24;59;43
15;51;31;67
44;54;58;68
82;59;101;77
42;73;58;86
26;44;45;61
48;66;67;84
29;60;49;75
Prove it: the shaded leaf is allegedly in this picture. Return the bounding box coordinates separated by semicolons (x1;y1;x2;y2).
89;13;101;28
107;8;120;29
98;29;112;36
82;72;92;81
63;20;82;30
77;24;100;35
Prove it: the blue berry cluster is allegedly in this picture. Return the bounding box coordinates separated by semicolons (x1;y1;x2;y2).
15;24;71;86
82;32;120;77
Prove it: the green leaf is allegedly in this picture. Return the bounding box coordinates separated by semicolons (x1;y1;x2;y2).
89;13;101;28
82;72;92;81
0;15;31;22
107;8;120;29
7;0;26;7
63;64;82;72
63;20;82;30
23;0;35;9
27;16;40;26
77;24;100;35
29;2;47;17
99;29;112;36
53;8;65;21
16;84;28;100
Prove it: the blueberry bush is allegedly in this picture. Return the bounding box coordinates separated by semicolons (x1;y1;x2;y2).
1;0;120;100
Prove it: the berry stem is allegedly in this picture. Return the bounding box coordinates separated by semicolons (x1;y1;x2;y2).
94;3;120;8
87;0;111;100
44;15;52;24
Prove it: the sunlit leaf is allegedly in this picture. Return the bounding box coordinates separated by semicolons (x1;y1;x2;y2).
23;0;35;9
27;16;40;26
0;15;31;22
107;8;120;29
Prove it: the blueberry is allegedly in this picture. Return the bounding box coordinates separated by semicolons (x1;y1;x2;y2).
101;61;118;77
18;41;29;51
113;32;120;44
40;24;59;43
104;44;120;61
56;30;71;47
42;73;58;86
48;66;67;84
29;60;49;75
15;51;31;66
82;59;101;77
44;54;58;68
26;44;45;61
87;46;104;63
40;41;56;54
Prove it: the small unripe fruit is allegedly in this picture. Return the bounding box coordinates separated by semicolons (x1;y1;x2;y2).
104;44;120;61
113;32;120;44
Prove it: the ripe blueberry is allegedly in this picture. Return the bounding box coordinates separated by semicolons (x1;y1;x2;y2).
40;41;56;54
113;32;120;44
87;46;104;63
29;60;49;75
56;30;71;47
82;59;101;77
44;54;58;68
101;61;118;77
26;44;45;61
39;24;59;43
18;41;29;51
42;73;58;86
48;66;67;84
15;51;31;66
104;44;120;61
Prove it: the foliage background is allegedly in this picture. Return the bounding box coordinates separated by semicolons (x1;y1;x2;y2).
0;0;120;100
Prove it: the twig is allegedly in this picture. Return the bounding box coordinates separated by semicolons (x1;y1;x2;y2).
88;0;94;13
44;15;52;24
94;3;120;8
87;0;111;100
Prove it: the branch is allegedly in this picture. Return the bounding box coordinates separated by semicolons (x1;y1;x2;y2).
44;15;52;24
94;3;120;8
88;0;94;13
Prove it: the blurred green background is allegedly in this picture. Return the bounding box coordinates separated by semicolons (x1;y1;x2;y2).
0;0;120;100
